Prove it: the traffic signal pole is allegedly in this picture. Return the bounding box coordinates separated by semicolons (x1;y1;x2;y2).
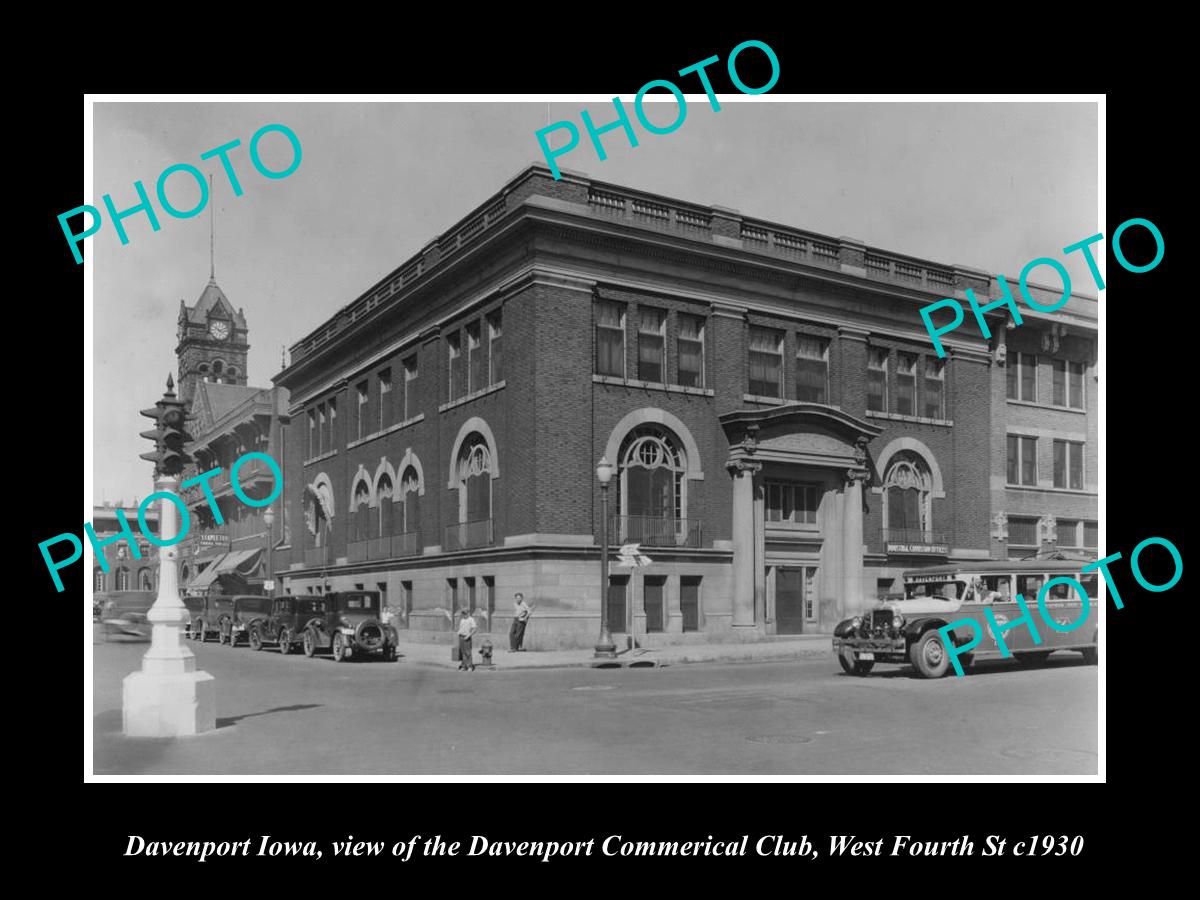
123;376;216;737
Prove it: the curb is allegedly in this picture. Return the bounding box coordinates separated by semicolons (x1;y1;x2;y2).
399;647;832;672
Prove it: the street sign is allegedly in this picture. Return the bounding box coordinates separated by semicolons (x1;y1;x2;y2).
618;543;641;557
263;579;276;591
615;552;653;568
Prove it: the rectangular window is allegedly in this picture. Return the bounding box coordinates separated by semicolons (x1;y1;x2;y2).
894;352;916;416
307;409;316;458
447;578;459;614
1053;439;1085;490
401;580;413;627
867;347;888;412
795;335;829;404
483;576;495;633
748;326;783;398
1083;521;1098;549
1008;352;1037;402
1052;359;1067;406
1069;361;1085;409
765;482;819;525
447;333;461;400
677;314;705;388
644;576;666;633
488;313;502;385
356;382;368;440
804;566;818;622
1057;518;1080;548
464;576;476;615
467;322;482;394
595;299;625;377
923;357;945;419
1007;434;1038;486
403;356;417;420
327;397;337;449
638;307;666;383
379;368;391;430
680;576;701;632
317;405;326;454
1008;515;1040;548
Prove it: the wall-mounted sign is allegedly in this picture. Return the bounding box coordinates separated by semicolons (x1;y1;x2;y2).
886;543;949;555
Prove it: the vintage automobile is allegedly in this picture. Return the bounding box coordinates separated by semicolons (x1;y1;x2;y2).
832;559;1099;678
96;591;157;640
300;591;399;662
221;595;275;647
188;595;236;643
247;596;329;654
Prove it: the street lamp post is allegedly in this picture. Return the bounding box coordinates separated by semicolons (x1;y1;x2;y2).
263;506;275;598
594;457;616;659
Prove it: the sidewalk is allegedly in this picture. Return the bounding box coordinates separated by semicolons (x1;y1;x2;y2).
394;635;833;671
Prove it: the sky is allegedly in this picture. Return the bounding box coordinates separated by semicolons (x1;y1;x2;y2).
92;99;1099;505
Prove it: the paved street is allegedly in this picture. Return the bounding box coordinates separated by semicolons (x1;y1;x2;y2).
93;636;1097;776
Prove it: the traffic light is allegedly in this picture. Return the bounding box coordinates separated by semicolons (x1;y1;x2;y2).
140;375;193;476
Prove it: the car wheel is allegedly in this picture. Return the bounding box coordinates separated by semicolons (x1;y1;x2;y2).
332;633;347;663
837;648;873;676
249;628;263;651
279;628;291;655
1014;651;1052;665
303;629;317;658
910;630;951;678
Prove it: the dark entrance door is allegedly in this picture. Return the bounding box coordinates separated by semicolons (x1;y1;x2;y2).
776;568;805;634
607;576;628;633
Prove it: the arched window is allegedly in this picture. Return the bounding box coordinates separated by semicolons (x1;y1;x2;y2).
198;364;209;374
93;568;105;592
400;466;421;533
353;480;373;542
212;360;224;376
180;563;190;584
139;568;153;591
618;425;686;521
226;367;238;378
458;436;492;523
377;474;394;537
115;567;130;591
883;452;933;538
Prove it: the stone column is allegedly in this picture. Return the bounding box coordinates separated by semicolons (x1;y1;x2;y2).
841;470;870;621
123;476;216;736
727;459;761;628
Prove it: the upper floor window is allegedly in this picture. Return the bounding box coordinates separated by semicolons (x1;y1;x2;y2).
618;425;686;522
595;300;625;377
894;352;916;416
766;481;819;526
1052;359;1086;409
317;404;326;454
400;465;421;533
458;436;493;523
488;313;503;385
866;348;888;412
307;409;316;458
356;382;368;440
1053;439;1084;490
795;335;829;404
377;474;394;537
923;358;945;419
403;356;417;420
1007;352;1037;402
883;453;933;537
328;397;337;447
1007;434;1037;486
379;368;392;430
748;326;783;398
447;334;462;400
677;314;705;388
467;322;482;394
638;307;666;383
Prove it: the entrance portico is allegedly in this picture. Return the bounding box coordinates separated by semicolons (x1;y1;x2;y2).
720;404;881;635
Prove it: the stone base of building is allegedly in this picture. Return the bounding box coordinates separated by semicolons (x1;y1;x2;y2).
122;670;217;737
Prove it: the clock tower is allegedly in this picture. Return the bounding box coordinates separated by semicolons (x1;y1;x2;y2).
175;275;250;407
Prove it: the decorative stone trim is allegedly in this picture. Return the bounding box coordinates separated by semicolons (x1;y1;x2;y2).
593;374;714;397
438;380;506;413
345;414;424;451
742;393;785;405
303;449;338;466
865;409;954;427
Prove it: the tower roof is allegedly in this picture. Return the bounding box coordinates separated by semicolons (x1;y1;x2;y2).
182;277;247;329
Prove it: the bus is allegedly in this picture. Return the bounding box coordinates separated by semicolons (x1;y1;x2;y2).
831;559;1099;678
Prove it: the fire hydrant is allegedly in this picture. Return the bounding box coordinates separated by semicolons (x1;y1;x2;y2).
479;639;494;667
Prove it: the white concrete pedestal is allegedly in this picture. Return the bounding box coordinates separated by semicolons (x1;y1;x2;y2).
121;475;217;737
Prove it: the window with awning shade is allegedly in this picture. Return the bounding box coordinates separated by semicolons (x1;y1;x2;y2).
677;314;704;388
638;307;666;383
748;326;783;398
795;335;828;403
595;300;625;377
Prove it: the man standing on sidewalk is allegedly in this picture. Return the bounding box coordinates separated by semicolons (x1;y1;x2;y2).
510;593;533;652
457;608;478;671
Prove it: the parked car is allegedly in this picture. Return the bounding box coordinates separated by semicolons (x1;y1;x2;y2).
832;560;1098;678
301;591;399;662
248;596;329;653
188;595;236;643
221;595;274;647
97;591;157;640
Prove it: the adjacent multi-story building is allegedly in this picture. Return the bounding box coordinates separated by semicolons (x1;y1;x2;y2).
269;163;1097;648
92;503;157;592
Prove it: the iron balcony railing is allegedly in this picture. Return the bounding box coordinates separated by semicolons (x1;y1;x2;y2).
610;516;702;548
348;532;424;563
444;519;493;552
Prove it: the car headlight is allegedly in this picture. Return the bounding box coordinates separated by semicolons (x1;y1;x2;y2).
893;612;905;630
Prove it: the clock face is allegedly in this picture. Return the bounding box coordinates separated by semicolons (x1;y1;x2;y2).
209;320;230;340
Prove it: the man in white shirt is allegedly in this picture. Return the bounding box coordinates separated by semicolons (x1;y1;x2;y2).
510;593;533;652
457;608;478;671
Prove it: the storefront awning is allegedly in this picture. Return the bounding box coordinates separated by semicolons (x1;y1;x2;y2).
217;547;263;575
186;553;229;591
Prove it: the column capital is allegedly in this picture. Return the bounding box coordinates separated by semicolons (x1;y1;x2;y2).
726;459;763;476
844;468;871;487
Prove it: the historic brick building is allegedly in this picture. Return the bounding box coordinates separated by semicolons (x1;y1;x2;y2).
92;503;157;592
272;164;1097;648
